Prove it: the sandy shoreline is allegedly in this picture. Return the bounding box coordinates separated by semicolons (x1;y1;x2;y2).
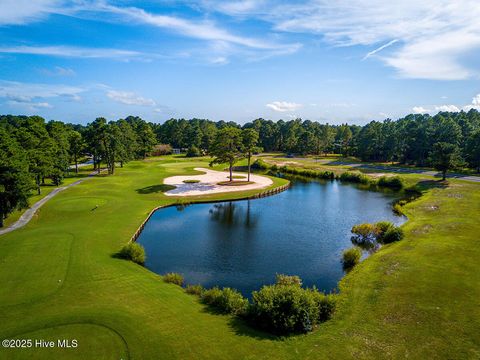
163;167;273;196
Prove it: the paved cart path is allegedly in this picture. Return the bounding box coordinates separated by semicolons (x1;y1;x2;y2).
0;169;105;236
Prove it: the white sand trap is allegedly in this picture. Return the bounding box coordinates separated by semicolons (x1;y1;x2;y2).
163;167;273;196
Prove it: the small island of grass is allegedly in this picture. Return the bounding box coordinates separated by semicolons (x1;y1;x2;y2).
182;179;200;184
217;180;254;186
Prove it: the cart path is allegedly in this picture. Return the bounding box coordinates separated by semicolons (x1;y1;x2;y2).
268;156;480;183
0;169;106;236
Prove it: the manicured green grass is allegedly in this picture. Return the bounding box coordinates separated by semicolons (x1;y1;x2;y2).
2;166;94;228
0;156;479;359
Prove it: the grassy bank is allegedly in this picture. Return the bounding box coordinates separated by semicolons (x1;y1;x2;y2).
0;156;478;359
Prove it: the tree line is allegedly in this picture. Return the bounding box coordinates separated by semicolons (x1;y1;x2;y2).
0;115;157;226
154;110;480;172
1;109;480;226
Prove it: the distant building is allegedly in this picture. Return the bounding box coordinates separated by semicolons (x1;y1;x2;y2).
172;148;181;154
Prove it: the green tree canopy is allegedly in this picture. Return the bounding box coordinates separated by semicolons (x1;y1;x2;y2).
209;127;244;181
242;128;260;181
429;142;462;180
0;129;33;227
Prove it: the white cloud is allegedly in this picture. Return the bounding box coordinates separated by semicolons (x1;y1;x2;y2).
473;94;480;106
210;56;229;65
435;104;460;112
211;0;265;15
106;90;156;106
41;66;76;76
7;98;53;110
413;94;480;114
205;0;480;80
0;80;84;102
363;39;399;60
266;101;302;112
412;106;430;114
1;2;300;62
32;102;53;108
0;45;143;59
91;3;300;54
0;0;59;25
462;93;480;111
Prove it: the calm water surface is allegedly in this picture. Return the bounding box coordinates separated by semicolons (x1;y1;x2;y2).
137;179;404;296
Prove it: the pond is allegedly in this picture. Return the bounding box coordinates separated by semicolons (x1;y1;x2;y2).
137;178;405;296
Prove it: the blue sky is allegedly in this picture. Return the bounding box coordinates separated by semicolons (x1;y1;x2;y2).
1;0;480;125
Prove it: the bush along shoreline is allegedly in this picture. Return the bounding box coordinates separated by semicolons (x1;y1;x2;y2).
252;159;405;190
168;273;336;336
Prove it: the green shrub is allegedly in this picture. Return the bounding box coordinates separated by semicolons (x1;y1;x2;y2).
315;293;337;322
392;203;404;215
374;221;404;244
186;145;202;157
276;274;302;286
377;176;404;189
375;221;394;235
163;272;184;286
342;247;362;269
201;287;248;315
200;286;222;305
117;242;145;265
339;171;370;184
185;284;204;296
252;159;270;170
249;283;336;334
381;227;404;244
351;223;379;242
351;221;404;247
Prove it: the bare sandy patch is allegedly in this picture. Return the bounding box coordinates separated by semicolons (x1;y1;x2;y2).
163;167;273;197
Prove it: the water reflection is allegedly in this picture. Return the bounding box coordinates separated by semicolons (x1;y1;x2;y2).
137;178;405;296
209;200;257;228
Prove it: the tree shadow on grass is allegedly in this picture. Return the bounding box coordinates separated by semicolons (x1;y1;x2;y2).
199;305;281;341
227;316;282;342
136;184;176;194
415;180;449;192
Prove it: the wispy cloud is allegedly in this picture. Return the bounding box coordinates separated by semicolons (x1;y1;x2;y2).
280;1;480;80
40;66;76;76
363;39;398;60
0;45;143;59
106;90;156;106
7;98;53;110
0;80;84;101
201;0;480;80
94;3;298;52
0;0;59;26
0;79;85;110
266;101;302;112
201;0;266;16
0;1;300;63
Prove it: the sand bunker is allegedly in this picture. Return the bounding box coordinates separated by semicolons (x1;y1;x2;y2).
163;167;273;196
